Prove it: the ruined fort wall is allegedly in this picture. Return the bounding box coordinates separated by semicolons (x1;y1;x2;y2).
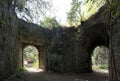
0;0;19;80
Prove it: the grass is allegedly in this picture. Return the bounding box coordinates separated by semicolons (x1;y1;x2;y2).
92;64;108;70
98;64;108;69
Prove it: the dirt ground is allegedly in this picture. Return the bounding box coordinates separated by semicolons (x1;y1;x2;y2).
4;69;108;81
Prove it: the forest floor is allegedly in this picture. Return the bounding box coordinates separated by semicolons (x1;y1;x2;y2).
4;69;108;81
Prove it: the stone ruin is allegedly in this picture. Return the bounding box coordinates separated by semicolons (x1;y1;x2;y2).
0;1;120;80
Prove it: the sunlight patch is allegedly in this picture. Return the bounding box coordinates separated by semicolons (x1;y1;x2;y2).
25;68;44;72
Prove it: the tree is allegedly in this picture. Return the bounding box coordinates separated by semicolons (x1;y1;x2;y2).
103;0;120;81
40;17;60;29
23;45;38;60
15;0;60;29
67;0;105;26
67;0;82;26
15;0;52;23
92;46;109;69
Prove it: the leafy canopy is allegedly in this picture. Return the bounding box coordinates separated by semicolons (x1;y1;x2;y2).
67;0;106;26
40;17;60;29
15;0;61;28
15;0;52;23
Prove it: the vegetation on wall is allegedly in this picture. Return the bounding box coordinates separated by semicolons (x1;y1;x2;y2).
40;17;60;29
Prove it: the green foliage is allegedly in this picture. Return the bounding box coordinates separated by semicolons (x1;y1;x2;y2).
103;0;120;26
40;17;60;29
93;64;108;70
67;0;106;26
32;60;39;68
98;64;108;69
67;0;82;26
17;67;27;72
15;0;52;23
23;45;38;58
23;45;39;68
92;46;109;70
92;46;109;65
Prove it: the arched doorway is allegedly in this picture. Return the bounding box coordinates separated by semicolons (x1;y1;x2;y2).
92;46;109;73
23;45;40;71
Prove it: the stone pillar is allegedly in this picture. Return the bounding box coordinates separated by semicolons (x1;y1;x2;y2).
38;46;46;70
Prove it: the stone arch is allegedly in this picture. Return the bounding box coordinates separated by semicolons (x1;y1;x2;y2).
18;20;48;70
22;44;39;69
19;42;46;70
92;45;109;69
80;23;109;72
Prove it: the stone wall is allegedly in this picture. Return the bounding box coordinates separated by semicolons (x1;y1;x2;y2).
18;19;47;46
0;0;19;80
109;23;120;80
46;23;108;73
44;5;109;73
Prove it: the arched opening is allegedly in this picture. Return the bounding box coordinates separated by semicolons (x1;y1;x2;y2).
23;45;40;72
92;46;109;73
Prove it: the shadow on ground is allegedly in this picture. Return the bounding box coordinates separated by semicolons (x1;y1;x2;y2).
4;69;108;81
